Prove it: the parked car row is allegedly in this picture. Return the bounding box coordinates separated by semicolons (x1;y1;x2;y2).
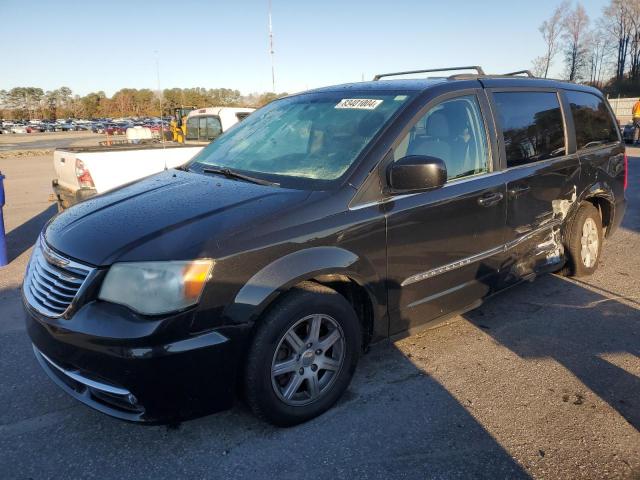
0;120;91;134
0;117;169;134
90;120;169;136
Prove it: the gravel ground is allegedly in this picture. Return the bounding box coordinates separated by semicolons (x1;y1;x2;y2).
0;149;638;479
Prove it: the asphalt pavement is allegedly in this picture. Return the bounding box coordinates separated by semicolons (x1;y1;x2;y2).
0;148;638;479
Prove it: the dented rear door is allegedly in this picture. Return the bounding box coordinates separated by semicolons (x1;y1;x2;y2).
488;88;580;281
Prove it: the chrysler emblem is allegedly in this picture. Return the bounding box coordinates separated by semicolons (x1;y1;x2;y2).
41;241;69;268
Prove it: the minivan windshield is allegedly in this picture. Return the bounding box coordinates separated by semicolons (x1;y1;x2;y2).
189;91;413;189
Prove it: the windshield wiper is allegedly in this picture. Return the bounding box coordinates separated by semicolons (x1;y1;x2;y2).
202;167;279;187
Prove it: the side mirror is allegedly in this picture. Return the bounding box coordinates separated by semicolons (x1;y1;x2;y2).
387;155;447;193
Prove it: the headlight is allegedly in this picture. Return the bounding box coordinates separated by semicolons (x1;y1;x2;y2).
98;260;214;315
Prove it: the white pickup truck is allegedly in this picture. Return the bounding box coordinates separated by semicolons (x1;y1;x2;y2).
52;144;204;209
52;107;254;210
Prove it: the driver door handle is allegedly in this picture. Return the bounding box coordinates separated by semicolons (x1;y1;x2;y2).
477;192;504;207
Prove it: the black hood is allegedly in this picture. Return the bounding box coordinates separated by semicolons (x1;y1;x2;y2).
45;170;310;266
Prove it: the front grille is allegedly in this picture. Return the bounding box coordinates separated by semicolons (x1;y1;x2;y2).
23;237;93;318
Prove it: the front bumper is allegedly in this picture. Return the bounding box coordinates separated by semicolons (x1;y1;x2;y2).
25;300;251;423
52;179;97;210
33;345;145;420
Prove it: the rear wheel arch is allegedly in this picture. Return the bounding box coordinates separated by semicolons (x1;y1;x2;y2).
584;195;613;237
560;201;603;277
574;182;615;237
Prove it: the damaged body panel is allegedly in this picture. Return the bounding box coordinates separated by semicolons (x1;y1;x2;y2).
385;81;626;333
500;156;579;282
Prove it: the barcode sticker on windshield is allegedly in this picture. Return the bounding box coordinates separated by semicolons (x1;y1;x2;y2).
335;98;383;110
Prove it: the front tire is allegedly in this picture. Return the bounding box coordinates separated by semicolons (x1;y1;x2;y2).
562;202;603;277
244;281;361;426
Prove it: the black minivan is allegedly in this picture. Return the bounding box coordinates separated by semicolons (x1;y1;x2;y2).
23;67;627;426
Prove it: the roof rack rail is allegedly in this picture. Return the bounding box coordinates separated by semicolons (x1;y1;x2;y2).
373;66;485;81
503;70;535;77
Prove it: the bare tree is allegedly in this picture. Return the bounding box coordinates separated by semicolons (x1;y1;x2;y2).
628;0;640;81
531;56;548;77
603;0;632;81
585;26;611;88
562;2;590;81
539;1;570;77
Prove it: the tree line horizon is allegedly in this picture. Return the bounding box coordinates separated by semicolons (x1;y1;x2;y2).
0;87;288;121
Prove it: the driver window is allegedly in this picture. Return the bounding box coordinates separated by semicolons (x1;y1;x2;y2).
394;95;489;181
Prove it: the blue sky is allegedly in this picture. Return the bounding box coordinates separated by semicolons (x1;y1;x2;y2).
1;0;609;96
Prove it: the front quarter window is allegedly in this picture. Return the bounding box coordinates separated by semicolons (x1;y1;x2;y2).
393;94;489;181
189;92;413;189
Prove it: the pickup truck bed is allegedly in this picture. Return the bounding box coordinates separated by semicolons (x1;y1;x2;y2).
53;143;203;209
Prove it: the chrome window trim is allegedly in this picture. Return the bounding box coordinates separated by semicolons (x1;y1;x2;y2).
401;219;562;287
575;141;620;153
348;170;505;211
499;153;574;172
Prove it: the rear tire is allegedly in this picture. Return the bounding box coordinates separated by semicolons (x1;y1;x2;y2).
244;281;360;426
561;202;603;277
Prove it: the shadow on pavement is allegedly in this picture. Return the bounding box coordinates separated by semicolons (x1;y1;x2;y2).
5;204;56;263
464;274;639;431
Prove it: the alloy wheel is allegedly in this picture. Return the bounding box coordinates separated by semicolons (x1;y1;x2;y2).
580;217;599;268
271;314;345;406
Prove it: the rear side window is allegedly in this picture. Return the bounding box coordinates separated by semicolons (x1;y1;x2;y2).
566;91;619;149
494;92;566;167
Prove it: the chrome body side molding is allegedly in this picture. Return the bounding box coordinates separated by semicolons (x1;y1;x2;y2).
401;220;562;287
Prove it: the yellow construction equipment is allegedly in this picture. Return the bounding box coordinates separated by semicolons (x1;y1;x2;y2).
170;106;196;143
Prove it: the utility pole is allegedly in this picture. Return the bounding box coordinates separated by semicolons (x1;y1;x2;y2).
268;0;275;92
155;51;165;149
